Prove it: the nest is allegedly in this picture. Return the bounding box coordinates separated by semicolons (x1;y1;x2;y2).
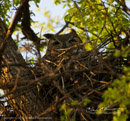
1;45;129;121
33;47;126;121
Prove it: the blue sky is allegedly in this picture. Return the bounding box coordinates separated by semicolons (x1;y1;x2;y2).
30;0;67;33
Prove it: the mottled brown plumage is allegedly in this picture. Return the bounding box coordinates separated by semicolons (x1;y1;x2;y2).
35;29;91;77
43;29;86;61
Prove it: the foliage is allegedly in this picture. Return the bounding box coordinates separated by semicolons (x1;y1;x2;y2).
64;0;129;48
97;66;130;121
54;0;130;120
0;0;12;25
60;98;91;121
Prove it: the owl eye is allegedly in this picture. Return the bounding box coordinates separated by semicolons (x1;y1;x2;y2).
53;41;60;46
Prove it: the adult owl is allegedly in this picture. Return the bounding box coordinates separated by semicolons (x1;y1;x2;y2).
36;29;90;76
38;29;90;75
43;29;86;61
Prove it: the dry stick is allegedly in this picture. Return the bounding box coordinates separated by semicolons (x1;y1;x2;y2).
37;95;66;117
37;79;106;119
80;110;94;121
37;83;87;117
11;69;20;92
0;60;112;91
57;43;84;57
76;60;96;76
0;68;96;91
56;21;69;34
80;112;91;121
87;83;109;96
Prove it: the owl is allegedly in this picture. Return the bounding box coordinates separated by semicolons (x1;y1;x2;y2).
43;29;86;62
35;29;88;76
38;29;88;73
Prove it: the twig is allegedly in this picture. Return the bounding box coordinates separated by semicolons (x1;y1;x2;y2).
56;21;69;34
37;83;87;117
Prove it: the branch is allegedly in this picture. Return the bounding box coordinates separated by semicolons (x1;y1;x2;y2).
0;0;29;72
21;1;46;60
116;0;130;15
37;83;87;117
21;2;41;45
56;21;69;34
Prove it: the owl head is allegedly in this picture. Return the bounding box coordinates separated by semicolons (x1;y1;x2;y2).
43;29;84;60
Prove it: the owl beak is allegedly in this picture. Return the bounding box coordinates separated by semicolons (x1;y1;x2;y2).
62;43;67;48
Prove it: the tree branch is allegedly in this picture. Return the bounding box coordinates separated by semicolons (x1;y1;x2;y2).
0;0;29;72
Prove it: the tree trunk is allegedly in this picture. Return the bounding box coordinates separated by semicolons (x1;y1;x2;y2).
0;19;49;121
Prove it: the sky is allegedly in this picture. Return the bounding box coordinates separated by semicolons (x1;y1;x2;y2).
36;0;66;20
30;0;67;33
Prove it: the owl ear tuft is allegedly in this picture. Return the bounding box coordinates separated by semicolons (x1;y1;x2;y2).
43;34;55;40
